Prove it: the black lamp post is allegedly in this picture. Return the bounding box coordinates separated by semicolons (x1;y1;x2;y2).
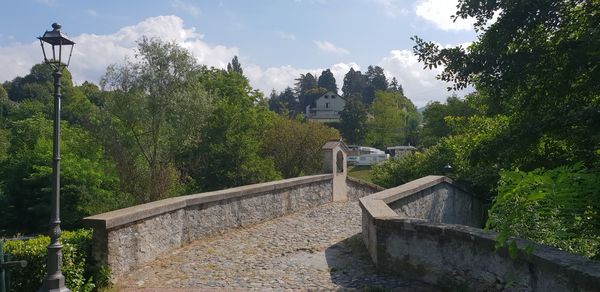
38;22;75;292
443;163;453;176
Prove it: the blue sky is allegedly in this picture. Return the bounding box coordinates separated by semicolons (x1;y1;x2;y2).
0;0;478;106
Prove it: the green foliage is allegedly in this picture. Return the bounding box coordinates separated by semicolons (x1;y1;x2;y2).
294;73;318;96
77;81;104;107
373;115;509;194
317;69;337;93
487;164;600;259
268;87;298;116
226;55;243;75
0;83;7;99
3;229;95;292
361;66;388;105
341;67;366;99
420;94;479;147
5;64;72;103
366;91;420;149
182;69;280;191
389;77;403;95
0;85;12;131
0;116;129;234
339;98;368;144
409;0;600;256
412;0;600;166
99;37;211;202
261;116;340;178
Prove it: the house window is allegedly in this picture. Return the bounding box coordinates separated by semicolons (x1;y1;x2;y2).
331;95;336;99
324;95;329;99
326;102;330;108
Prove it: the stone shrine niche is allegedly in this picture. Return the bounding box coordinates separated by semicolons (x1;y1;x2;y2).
336;150;344;173
322;140;349;202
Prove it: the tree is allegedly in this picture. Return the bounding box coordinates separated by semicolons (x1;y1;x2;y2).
0;84;6;99
0;84;9;128
420;95;478;147
268;87;297;116
339;98;368;144
317;69;337;93
294;73;318;95
181;68;281;191
362;65;388;104
372;114;510;195
412;0;600;168
78;81;104;106
366;91;419;149
487;164;600;259
227;55;243;75
6;63;73;103
0;116;129;234
298;87;328;114
341;68;367;99
99;37;211;202
409;0;600;256
389;77;404;95
261;116;340;178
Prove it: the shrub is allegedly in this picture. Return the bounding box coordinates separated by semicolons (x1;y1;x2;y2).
261;115;340;178
487;164;600;259
372;115;509;196
3;229;95;292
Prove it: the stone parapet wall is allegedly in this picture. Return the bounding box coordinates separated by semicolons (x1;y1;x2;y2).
386;181;484;227
360;176;600;291
84;174;333;280
346;176;385;201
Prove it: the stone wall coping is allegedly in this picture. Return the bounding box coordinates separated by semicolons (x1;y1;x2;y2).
84;174;333;230
359;175;458;220
368;175;451;204
377;217;600;285
346;176;386;192
359;197;399;219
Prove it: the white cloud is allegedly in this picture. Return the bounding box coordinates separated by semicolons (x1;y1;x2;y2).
314;40;349;55
375;0;410;18
415;0;474;31
0;43;41;84
0;15;468;107
0;15;238;85
171;0;201;17
378;49;471;107
277;31;296;41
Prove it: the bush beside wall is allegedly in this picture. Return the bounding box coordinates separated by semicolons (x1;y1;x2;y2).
3;229;94;292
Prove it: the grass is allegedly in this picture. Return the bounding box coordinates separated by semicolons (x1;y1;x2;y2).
348;165;374;184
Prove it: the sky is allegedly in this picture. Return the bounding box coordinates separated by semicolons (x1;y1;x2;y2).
0;0;479;107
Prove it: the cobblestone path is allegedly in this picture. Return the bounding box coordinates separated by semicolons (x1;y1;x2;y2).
118;201;434;291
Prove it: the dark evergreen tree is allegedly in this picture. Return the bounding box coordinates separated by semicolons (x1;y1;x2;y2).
227;55;243;75
389;77;404;95
339;98;368;144
362;65;389;105
268;87;297;116
341;68;367;99
294;73;318;95
317;69;337;93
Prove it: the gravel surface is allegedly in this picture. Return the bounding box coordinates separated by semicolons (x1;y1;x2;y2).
118;201;434;291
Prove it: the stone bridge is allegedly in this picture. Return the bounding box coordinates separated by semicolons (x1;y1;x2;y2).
84;141;600;291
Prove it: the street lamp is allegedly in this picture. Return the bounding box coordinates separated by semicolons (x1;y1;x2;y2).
442;163;453;176
38;22;75;292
